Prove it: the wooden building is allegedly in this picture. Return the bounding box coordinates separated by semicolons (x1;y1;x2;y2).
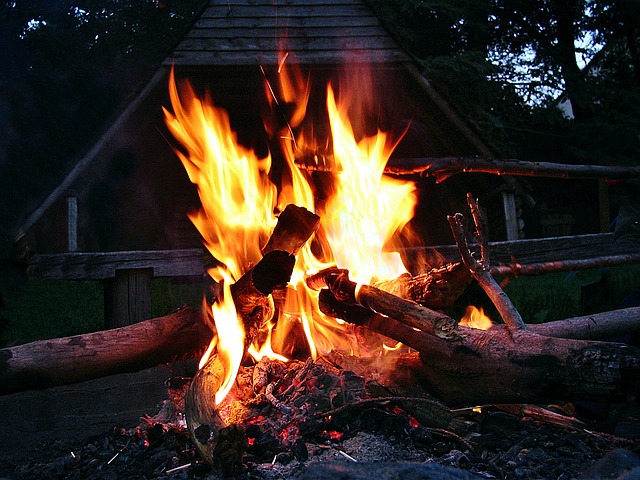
16;0;510;325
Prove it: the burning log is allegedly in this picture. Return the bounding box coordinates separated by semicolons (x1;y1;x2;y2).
306;267;459;340
318;290;640;406
185;204;319;473
372;262;471;311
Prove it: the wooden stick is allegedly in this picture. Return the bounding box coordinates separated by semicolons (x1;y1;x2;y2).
466;193;489;263
306;268;459;340
294;155;640;182
448;212;527;330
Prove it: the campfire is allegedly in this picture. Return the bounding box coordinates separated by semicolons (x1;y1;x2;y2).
160;59;640;476
1;57;639;479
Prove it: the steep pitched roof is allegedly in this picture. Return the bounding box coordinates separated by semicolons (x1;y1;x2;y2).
164;0;412;66
15;0;494;250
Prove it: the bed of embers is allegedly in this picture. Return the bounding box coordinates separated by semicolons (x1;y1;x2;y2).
3;355;639;480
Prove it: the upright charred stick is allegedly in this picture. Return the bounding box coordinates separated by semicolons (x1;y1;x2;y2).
186;204;319;471
448;212;526;330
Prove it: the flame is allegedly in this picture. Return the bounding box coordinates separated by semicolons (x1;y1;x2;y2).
322;84;416;283
460;305;494;330
164;68;278;405
164;60;419;404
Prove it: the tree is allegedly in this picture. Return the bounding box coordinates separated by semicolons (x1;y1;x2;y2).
0;0;206;256
367;0;639;166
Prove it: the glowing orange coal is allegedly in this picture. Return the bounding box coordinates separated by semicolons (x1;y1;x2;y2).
163;61;418;405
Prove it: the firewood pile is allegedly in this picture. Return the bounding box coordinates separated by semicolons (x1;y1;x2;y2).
2;201;640;479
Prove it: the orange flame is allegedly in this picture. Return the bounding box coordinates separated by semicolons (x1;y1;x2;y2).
459;305;494;330
164;61;419;403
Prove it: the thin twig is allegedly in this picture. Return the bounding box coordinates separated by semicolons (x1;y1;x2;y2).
448;213;527;330
313;396;450;419
423;427;475;453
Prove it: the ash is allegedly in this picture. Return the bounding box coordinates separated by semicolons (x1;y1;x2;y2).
2;358;639;480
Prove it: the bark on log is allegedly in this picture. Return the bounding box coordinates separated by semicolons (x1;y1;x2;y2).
0;306;208;395
186;204;319;469
373;262;471;311
318;291;640;406
185;354;246;476
529;307;640;341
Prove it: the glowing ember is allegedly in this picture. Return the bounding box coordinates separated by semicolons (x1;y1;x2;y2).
163;61;419;404
459;305;494;330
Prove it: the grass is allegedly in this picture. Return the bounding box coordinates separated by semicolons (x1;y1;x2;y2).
503;264;640;324
1;265;638;347
0;276;203;347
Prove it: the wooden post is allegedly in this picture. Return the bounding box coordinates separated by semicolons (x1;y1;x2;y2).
502;191;519;241
66;196;78;252
104;268;153;328
599;178;610;233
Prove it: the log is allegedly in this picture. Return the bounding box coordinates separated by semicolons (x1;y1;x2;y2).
318;290;640;406
529;307;640;340
372;262;471;311
186;204;319;469
306;267;459;340
3;301;639;403
0;306;209;394
294;155;640;182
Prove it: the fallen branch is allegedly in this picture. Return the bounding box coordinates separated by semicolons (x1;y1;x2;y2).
294;155;640;183
448;211;526;330
387;157;640;183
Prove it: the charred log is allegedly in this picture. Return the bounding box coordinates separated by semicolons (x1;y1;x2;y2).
186;204;318;468
373;262;471;311
318;289;640;406
306;267;459;340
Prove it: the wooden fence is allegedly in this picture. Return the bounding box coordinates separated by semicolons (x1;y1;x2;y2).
25;233;640;327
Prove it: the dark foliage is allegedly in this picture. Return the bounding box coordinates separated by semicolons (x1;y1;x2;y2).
366;0;640;164
0;0;206;254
